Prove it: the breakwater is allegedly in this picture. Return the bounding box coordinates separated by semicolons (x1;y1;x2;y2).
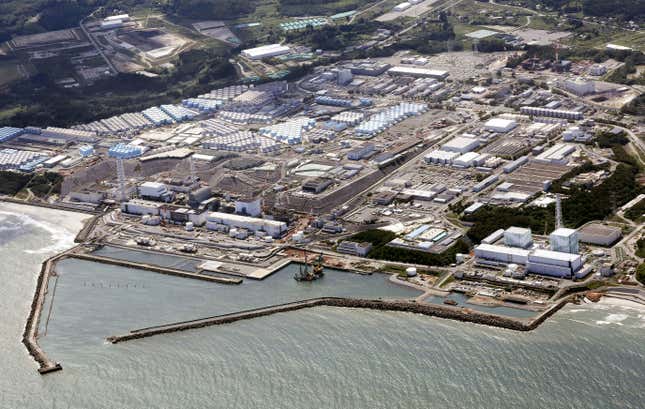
74;214;102;243
22;252;69;374
107;297;571;344
0;197;100;215
68;253;243;285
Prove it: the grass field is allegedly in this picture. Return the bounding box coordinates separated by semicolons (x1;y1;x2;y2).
0;60;23;86
568;27;645;51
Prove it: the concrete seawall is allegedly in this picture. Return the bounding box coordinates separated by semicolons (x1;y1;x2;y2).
0;197;100;215
67;253;243;285
108;297;571;344
22;252;67;374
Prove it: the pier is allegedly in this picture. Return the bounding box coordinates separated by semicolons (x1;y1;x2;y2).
67;253;243;285
107;296;571;344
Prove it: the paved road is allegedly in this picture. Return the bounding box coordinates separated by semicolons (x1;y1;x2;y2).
80;8;118;74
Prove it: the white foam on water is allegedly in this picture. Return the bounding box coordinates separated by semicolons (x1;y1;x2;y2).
0;209;77;254
595;313;629;326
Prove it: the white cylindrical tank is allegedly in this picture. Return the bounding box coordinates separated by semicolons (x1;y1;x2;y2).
406;267;417;277
185;222;194;231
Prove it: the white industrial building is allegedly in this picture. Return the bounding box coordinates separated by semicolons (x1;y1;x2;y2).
121;200;207;226
504;227;533;249
549;228;579;254
138;182;173;202
69;190;106;204
577;223;621;246
481;229;505;244
337;241;372;257
241;44;291;60
527;249;583;278
424;150;460;165
206;212;287;238
563;79;595;96
534;143;576;164
441;136;479;153
453;151;481;168
387;66;449;80
474;244;583;278
393;2;411;12
235;197;262;217
483;118;517;133
474;243;530;264
121;199;164;216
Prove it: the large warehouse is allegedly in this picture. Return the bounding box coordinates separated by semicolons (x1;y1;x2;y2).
527;249;583;278
474;243;584;278
241;44;291;60
387;66;449;80
484;118;518;133
441;136;479;153
205;212;287;238
577;223;622;246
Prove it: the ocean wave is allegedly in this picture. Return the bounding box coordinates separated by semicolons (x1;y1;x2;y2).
0;210;77;254
595;313;629;326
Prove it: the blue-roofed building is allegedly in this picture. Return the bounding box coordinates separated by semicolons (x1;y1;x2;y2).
314;96;353;107
0;127;24;143
79;145;95;157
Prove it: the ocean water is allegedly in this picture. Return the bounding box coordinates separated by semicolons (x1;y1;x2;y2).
1;203;644;409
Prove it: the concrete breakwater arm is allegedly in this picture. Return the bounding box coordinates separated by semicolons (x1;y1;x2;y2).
107;297;571;344
67;253;243;285
22;252;68;374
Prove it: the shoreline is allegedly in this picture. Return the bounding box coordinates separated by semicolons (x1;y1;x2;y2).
1;201;91;374
9;199;642;374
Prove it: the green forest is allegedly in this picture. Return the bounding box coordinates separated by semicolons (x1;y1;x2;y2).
0;170;62;197
463;163;641;243
349;229;470;266
496;0;645;21
0;48;235;128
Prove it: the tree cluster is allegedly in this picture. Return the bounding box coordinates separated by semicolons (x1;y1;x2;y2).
349;229;469;266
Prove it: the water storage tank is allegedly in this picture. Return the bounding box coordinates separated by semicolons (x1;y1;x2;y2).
406;267;417;277
185;222;194;231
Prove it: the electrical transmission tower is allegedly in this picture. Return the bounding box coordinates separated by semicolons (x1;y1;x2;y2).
555;194;563;230
116;158;127;202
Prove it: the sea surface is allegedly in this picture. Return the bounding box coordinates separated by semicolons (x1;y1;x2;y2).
1;202;644;409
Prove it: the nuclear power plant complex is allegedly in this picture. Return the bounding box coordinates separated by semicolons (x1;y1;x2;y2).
0;21;642;325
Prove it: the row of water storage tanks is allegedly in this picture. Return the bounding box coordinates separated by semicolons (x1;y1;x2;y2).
142;107;175;126
159;105;199;121
330;111;365;125
355;102;428;136
108;143;145;159
198;85;249;101
208;222;274;242
203;132;281;153
182;98;224;112
218;111;272;124
259;118;316;144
